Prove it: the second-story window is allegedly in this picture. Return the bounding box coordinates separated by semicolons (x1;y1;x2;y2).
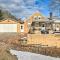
38;16;41;19
34;16;37;20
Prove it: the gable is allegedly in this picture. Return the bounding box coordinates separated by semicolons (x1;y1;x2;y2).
32;12;44;17
29;11;45;24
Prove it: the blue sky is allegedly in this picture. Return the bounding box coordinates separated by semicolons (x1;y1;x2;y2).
0;0;51;20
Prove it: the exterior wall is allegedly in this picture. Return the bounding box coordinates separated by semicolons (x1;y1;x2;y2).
28;12;47;34
0;19;29;33
24;20;29;33
17;22;20;33
53;23;60;31
29;12;45;24
19;20;29;34
0;14;60;34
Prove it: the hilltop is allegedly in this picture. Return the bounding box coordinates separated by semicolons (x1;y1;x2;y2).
0;7;17;20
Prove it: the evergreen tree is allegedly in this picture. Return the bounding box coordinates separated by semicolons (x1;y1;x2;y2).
0;10;3;19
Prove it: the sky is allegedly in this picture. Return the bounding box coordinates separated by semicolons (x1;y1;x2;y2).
0;0;51;20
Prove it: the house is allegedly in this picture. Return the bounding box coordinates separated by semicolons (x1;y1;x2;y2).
0;18;28;34
0;11;60;34
27;12;60;34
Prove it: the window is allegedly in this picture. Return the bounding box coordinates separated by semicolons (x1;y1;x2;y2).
34;16;38;20
34;16;41;21
38;16;41;19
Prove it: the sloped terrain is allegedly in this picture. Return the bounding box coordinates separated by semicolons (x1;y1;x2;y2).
0;33;60;59
0;8;17;20
0;42;17;60
0;33;20;60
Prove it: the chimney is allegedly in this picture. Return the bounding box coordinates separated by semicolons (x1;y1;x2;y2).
50;12;53;20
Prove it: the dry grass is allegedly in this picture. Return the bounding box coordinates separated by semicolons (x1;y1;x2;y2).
0;33;19;60
0;33;60;59
16;45;60;58
0;33;27;60
27;34;60;47
0;42;17;60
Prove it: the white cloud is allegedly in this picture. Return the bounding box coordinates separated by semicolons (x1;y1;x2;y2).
0;0;36;19
12;0;20;3
0;0;49;19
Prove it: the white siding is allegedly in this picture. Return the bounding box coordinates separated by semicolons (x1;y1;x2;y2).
0;24;17;32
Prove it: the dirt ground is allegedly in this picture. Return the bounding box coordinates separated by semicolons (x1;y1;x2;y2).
16;44;60;58
0;33;60;59
0;42;17;60
27;34;60;47
0;33;27;60
0;33;20;60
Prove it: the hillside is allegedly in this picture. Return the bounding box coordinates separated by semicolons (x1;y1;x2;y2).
0;42;17;60
0;8;17;20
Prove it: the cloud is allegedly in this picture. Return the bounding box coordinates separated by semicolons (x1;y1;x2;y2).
0;0;49;19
